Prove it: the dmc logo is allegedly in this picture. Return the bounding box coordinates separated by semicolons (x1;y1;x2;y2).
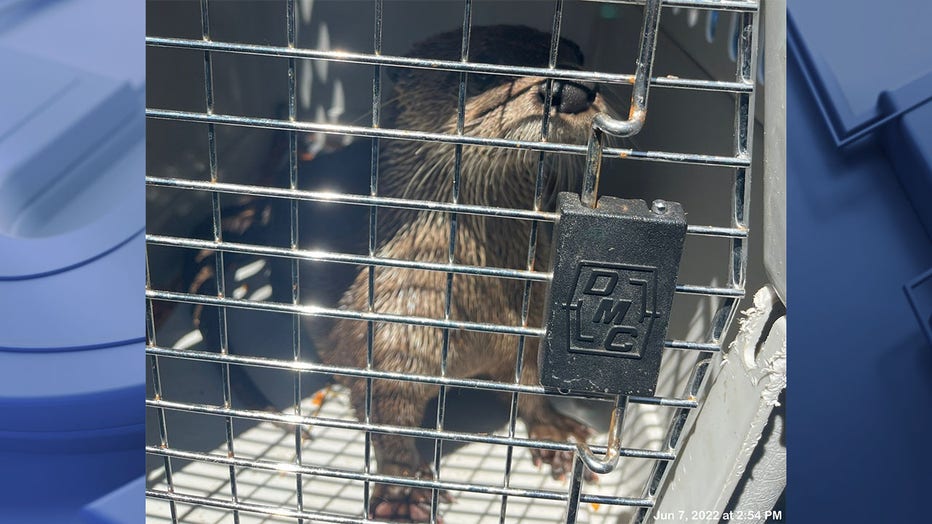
562;262;660;358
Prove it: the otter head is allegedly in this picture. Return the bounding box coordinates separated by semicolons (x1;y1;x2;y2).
384;25;611;209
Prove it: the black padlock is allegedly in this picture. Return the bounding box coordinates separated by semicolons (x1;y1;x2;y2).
539;192;686;397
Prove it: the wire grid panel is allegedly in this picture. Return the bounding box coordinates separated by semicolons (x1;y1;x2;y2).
146;0;759;522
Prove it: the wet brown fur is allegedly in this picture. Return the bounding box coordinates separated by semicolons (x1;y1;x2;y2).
309;25;609;520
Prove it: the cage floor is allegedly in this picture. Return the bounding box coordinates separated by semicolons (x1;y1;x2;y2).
147;384;660;524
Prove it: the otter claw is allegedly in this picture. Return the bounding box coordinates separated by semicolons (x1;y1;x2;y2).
439;490;456;504
527;414;598;483
369;481;452;522
369;501;445;523
370;501;439;523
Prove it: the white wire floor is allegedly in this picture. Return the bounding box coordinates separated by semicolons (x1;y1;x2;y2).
146;383;670;524
144;294;712;524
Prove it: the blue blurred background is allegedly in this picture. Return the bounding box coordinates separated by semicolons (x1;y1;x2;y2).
788;0;932;521
0;0;144;523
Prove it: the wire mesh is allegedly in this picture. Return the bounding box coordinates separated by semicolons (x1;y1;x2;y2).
146;1;760;522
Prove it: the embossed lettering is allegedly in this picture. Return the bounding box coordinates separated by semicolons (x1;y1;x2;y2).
604;326;638;351
591;298;631;325
582;270;618;296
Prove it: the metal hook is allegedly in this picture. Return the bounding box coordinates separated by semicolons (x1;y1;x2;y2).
575;395;629;474
581;0;663;209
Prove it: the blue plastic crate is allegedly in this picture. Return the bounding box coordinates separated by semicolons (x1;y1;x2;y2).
0;1;144;521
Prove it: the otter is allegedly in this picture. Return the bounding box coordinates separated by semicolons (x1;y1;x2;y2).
306;25;613;521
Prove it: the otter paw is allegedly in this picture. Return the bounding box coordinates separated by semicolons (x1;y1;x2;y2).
369;468;454;522
527;415;597;482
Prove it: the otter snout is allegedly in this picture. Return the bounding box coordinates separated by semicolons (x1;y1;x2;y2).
538;79;599;114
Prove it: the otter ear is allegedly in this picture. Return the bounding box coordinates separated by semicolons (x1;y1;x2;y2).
387;27;463;85
558;37;585;67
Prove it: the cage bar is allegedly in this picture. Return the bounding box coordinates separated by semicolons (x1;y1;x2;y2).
146;399;677;462
146;36;753;93
198;1;242;522
284;1;306;521
147;289;728;347
146;254;178;523
146;109;752;168
146;344;702;407
363;0;384;516
147;446;657;507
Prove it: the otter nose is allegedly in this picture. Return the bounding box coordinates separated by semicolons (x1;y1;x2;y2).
538;79;598;114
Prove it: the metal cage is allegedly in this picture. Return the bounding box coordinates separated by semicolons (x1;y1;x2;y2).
145;0;761;522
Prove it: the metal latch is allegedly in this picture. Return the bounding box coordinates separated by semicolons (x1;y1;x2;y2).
537;0;684;491
539;190;685;483
539;194;685;398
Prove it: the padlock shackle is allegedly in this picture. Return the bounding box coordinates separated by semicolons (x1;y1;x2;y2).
576;395;629;474
581;0;662;208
